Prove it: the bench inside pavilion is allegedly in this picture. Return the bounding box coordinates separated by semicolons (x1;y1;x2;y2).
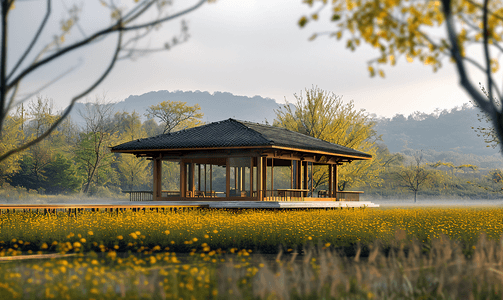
111;118;372;201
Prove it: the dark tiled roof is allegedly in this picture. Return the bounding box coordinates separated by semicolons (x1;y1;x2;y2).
111;118;372;159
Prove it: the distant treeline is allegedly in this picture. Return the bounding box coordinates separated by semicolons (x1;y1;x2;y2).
375;104;499;156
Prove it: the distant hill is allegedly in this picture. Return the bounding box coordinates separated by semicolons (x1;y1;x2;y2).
374;104;500;157
70;90;280;125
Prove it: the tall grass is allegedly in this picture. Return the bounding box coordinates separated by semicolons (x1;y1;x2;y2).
0;234;502;299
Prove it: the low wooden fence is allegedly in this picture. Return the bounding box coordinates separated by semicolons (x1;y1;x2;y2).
122;190;153;201
317;190;363;201
122;191;185;201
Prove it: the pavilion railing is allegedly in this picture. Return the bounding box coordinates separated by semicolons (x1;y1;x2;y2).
123;190;363;201
123;190;181;201
122;191;153;201
317;190;363;201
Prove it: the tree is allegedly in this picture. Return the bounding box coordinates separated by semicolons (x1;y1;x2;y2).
0;109;22;183
76;97;119;194
299;0;503;154
394;152;432;203
145;101;204;134
115;111;149;191
142;118;163;137
274;86;382;191
0;0;208;163
19;97;57;187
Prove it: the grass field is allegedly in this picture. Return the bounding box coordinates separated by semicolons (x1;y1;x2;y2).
0;207;502;299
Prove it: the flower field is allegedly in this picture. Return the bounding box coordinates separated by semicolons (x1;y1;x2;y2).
0;207;502;299
1;207;502;255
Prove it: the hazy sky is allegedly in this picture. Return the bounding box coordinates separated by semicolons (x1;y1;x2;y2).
13;0;479;118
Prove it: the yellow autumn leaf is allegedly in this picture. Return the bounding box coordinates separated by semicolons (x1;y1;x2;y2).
491;59;499;73
389;54;396;66
368;65;375;77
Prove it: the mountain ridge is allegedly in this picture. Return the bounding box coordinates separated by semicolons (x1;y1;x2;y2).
70;90;500;159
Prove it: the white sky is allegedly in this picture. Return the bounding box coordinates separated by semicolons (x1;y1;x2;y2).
11;0;480;119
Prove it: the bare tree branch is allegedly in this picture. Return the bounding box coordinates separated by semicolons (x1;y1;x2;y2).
0;22;124;162
0;0;10;135
6;0;206;93
483;0;494;104
7;0;51;81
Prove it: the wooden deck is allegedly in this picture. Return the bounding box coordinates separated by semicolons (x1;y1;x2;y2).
0;200;378;212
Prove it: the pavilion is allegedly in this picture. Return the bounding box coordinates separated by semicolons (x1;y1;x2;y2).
111;118;372;201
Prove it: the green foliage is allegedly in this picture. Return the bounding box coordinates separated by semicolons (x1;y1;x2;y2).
43;153;82;194
75;132;118;194
11;152;82;195
0;113;24;183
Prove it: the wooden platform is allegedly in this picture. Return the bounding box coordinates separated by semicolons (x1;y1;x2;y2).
0;200;378;210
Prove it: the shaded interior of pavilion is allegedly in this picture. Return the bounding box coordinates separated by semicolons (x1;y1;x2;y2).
150;156;362;201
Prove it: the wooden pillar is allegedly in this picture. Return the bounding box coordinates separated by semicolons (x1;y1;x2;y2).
190;162;195;197
270;158;274;194
303;161;308;196
256;156;263;200
310;162;313;197
296;160;302;190
180;159;186;197
198;164;201;192
241;167;245;192
290;160;294;189
153;159;162;201
250;157;254;198
226;158;230;198
234;167;237;191
328;164;333;198
236;167;241;191
210;164;213;196
263;157;268;198
204;164;207;193
334;164;339;200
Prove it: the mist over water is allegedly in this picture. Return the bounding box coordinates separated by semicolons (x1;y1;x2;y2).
372;198;503;208
0;195;129;205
